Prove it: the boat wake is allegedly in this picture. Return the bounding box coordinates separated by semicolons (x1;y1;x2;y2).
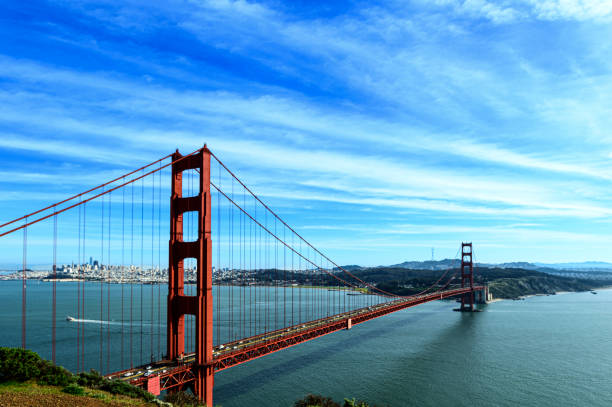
65;316;160;326
66;317;124;326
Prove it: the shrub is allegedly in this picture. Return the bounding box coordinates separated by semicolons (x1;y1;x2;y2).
0;347;73;386
294;394;341;407
164;390;203;406
77;370;155;403
0;347;157;404
62;383;85;396
343;398;371;407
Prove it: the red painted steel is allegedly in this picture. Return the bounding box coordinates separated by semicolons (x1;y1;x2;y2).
460;243;474;312
147;375;161;396
0;150;201;238
126;286;483;393
167;147;214;406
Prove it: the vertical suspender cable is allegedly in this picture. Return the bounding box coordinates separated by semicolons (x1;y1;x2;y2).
299;239;302;324
255;199;258;336
52;211;57;363
107;191;111;373
239;188;243;339
140;172;144;364
231;178;235;341
157;163;162;359
264;209;268;334
283;227;288;327
249;192;252;338
310;247;313;320
242;189;246;339
291;233;292;326
100;189;104;373
77;201;81;370
227;178;231;342
21;217;27;350
82;202;86;372
216;164;221;346
130;180;134;368
274;217;277;331
151;173;155;361
108;191;112;372
121;179;125;369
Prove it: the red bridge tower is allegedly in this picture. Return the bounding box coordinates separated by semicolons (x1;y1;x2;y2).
459;242;475;312
167;146;214;406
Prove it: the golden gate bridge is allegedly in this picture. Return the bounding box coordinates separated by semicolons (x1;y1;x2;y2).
0;146;487;406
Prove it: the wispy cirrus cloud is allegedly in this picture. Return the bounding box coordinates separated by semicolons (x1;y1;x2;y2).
1;0;612;264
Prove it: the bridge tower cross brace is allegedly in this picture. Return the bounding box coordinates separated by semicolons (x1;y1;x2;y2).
167;146;214;406
460;242;474;312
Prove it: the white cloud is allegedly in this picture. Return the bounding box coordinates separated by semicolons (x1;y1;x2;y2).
525;0;612;21
428;0;612;22
2;1;612;263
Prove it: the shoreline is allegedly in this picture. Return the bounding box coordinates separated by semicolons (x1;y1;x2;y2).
489;285;612;303
0;279;368;293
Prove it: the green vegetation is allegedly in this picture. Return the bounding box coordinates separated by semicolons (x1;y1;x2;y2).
164;390;204;406
0;347;73;387
0;347;155;404
62;382;86;395
76;370;155;402
0;381;154;406
294;394;378;407
243;264;604;299
351;266;603;299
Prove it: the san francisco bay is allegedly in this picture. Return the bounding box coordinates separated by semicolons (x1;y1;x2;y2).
2;281;611;406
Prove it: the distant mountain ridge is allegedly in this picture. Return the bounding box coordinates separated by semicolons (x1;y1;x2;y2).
341;259;612;273
534;261;612;271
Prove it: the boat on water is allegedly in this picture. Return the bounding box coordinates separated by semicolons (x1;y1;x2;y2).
66;315;76;321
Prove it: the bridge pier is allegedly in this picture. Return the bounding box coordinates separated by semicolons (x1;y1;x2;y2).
475;285;490;304
168;147;214;406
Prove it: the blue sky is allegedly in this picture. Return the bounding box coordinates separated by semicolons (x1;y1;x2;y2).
1;0;612;266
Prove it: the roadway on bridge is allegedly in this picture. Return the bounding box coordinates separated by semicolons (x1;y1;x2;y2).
111;286;483;390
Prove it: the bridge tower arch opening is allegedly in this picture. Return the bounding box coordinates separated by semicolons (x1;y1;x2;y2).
168;146;214;406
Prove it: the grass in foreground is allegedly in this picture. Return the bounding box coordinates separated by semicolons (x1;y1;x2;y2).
0;347;159;406
0;380;155;406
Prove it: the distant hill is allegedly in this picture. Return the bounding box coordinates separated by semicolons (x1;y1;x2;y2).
384;259;612;274
335;265;363;271
388;259;459;270
534;261;612;271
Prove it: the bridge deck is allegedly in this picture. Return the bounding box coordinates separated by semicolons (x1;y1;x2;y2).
110;286;483;391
